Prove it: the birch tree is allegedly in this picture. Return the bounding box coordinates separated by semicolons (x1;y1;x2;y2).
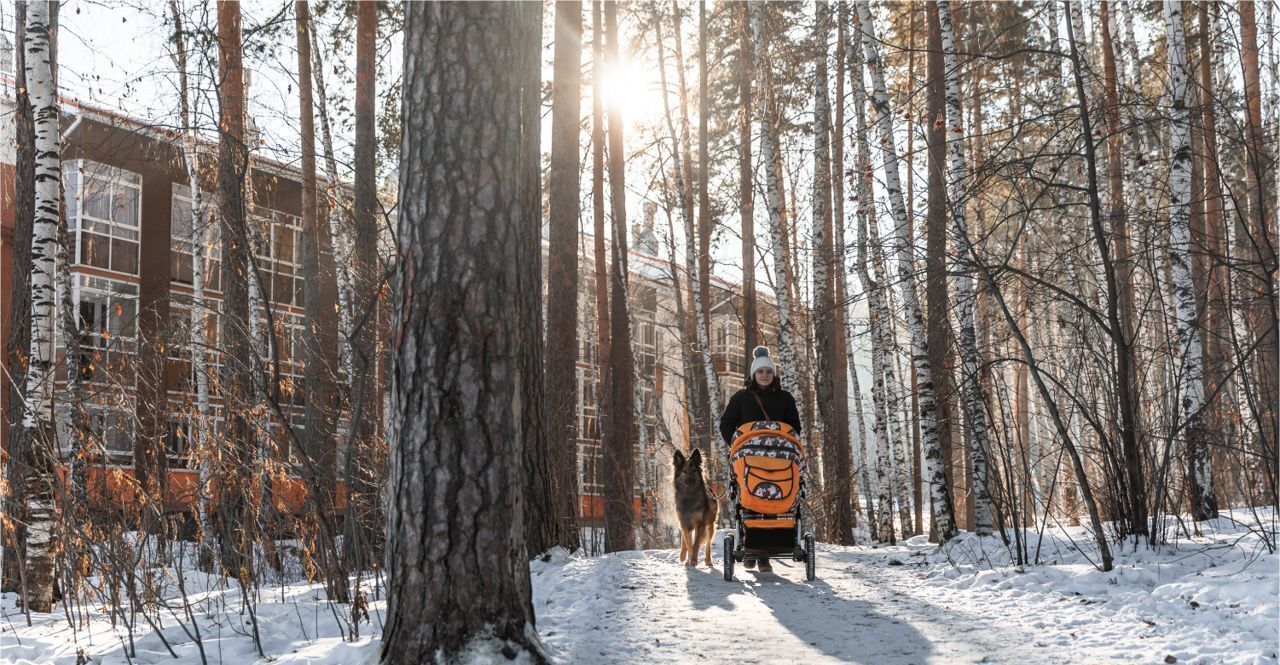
1164;0;1218;521
855;0;957;541
936;0;992;536
21;0;61;613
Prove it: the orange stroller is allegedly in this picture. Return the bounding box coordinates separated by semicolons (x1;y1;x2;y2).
723;420;815;581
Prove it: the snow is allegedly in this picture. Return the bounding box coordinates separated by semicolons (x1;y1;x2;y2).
3;508;1276;664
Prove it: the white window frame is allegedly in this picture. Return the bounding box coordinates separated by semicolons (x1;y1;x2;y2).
64;160;142;276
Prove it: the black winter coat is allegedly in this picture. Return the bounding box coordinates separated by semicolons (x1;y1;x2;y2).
718;387;803;445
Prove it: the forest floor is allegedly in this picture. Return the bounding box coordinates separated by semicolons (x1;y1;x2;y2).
2;508;1276;664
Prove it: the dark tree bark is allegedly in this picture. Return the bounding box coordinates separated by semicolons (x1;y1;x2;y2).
520;1;553;559
345;0;383;573
383;3;546;662
1238;0;1278;477
924;2;958;519
602;0;637;553
216;0;255;579
811;0;854;544
296;0;348;602
544;0;584;554
738;2;756;360
2;0;33;595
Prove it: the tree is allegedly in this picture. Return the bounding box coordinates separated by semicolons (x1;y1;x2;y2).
215;0;255;578
935;0;992;536
811;0;855;544
296;0;348;601
21;0;61;613
738;2;757;360
603;0;637;553
544;0;584;554
345;0;382;573
924;1;959;537
1163;0;1218;521
3;0;32;596
854;0;957;542
382;3;546;662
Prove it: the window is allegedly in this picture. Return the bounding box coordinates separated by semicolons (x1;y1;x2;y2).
73;275;138;383
64;161;141;275
86;406;134;461
273;313;306;407
578;366;600;441
252;207;304;307
166;419;190;461
171;185;223;289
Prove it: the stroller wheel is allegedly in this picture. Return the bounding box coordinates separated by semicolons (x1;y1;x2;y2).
804;533;816;581
723;534;735;581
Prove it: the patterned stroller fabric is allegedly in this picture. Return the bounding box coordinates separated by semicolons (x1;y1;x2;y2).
729;421;805;516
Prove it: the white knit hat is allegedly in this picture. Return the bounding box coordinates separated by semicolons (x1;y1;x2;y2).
749;346;776;376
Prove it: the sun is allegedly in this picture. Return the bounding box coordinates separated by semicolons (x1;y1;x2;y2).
601;60;662;129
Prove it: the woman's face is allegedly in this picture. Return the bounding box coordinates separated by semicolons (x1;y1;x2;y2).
754;367;774;387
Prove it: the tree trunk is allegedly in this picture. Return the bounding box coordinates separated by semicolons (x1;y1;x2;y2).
937;1;994;537
848;5;894;543
215;0;256;579
20;0;60;613
603;0;637;553
383;3;546;661
811;0;854;544
1239;0;1279;477
296;1;348;601
924;2;959;533
855;0;957;542
545;0;584;554
345;0;383;573
3;0;33;595
1163;0;1218;521
738;2;757;360
750;2;799;437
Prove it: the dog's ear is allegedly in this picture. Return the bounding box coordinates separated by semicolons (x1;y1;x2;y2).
673;450;686;472
689;448;702;468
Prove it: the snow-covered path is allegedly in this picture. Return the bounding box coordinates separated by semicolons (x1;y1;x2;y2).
534;545;1031;663
533;531;1277;665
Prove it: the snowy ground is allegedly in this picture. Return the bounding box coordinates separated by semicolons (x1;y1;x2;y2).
2;508;1276;664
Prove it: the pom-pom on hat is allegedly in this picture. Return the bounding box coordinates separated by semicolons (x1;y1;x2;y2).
749;345;777;376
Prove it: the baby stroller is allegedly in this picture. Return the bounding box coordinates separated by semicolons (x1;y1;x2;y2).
723;420;815;581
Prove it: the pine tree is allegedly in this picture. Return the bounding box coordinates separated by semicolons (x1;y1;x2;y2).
545;0;585;554
383;3;546;661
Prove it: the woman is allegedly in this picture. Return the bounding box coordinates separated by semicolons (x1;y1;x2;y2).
717;346;802;573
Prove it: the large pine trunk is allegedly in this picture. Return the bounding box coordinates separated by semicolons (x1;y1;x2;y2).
21;0;61;613
855;0;957;542
935;0;992;536
344;0;384;573
603;1;637;553
383;4;546;661
544;0;584;554
215;0;255;579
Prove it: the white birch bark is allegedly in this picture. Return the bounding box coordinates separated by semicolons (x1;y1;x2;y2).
750;2;798;412
167;0;215;561
855;0;956;541
1164;0;1217;520
21;0;59;613
937;0;993;536
847;7;895;541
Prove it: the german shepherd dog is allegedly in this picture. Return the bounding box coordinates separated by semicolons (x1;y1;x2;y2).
673;449;718;567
